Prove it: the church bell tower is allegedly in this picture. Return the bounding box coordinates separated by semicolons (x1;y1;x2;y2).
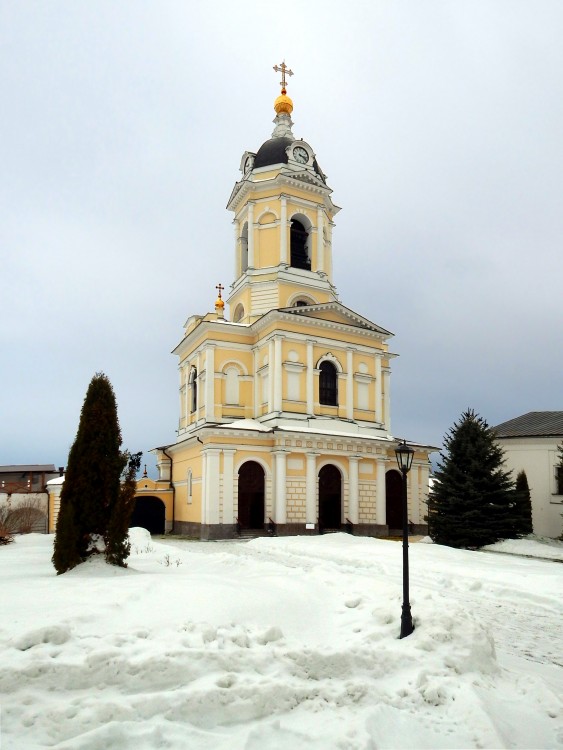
226;62;341;324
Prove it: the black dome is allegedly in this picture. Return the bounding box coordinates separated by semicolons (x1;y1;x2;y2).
254;137;293;169
253;137;326;183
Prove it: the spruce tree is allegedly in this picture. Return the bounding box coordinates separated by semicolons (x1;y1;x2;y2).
513;470;533;537
105;451;142;567
53;373;126;574
427;409;515;548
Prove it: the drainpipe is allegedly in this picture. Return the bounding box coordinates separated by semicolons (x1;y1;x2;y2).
162;447;174;534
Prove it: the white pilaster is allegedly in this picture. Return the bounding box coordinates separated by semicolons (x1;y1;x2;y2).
375;354;382;424
326;221;334;280
317;206;324;272
222;449;236;524
348;456;360;524
376;459;387;525
205;346;215;421
273;450;287;524
306;453;318;525
274;336;283;413
268;339;275;412
306;340;314;414
346;349;354;420
204;449;221;525
420;463;430;523
233;219;240;278
247;202;255;268
383;369;391;433
410;465;420;524
280;195;288;264
196;352;201;416
201;451;207;523
252;346;259;417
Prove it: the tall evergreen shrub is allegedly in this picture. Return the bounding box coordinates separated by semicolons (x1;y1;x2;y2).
427;409;515;548
105;451;142;567
513;470;533;537
52;373;126;574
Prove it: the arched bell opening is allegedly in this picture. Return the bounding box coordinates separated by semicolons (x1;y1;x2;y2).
290;217;311;270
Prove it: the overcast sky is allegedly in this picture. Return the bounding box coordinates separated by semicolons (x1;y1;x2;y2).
2;1;562;474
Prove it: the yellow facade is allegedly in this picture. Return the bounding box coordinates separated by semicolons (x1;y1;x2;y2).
134;82;435;539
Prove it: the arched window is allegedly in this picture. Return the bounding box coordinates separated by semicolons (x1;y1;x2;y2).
189;368;197;413
290;219;310;270
233;304;244;322
187;470;193;504
319;361;338;406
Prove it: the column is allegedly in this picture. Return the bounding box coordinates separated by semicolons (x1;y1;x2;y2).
376;458;386;525
383;369;391;432
273;335;283;413
306;453;318;525
346;349;354;420
204;449;221;525
306;340;314;414
409;465;420;524
280;195;288;264
268;339;275;412
247;202;255;267
375;354;382;424
233;218;240;278
273;450;287;524
222;449;236;524
317;206;324;272
205;346;215;421
348;456;360;524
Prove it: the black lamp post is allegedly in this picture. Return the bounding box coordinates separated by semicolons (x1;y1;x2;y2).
395;439;415;639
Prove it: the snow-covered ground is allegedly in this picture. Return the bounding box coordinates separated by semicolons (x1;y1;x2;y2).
1;531;561;750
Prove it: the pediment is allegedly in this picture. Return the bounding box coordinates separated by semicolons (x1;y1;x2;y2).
277;302;393;337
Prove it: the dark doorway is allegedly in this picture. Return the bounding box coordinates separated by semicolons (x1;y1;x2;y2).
238;461;265;529
130;497;166;534
319;464;342;530
385;470;403;531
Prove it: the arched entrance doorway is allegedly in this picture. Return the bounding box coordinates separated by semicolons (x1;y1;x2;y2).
319;464;342;531
385;470;403;531
130;497;166;534
237;461;265;529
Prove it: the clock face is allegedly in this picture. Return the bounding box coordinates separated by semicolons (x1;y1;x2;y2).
293;146;309;164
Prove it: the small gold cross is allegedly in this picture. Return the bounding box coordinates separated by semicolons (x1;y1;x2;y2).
215;283;224;299
273;61;293;92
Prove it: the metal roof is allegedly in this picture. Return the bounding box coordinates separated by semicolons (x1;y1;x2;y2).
0;464;57;474
493;411;563;438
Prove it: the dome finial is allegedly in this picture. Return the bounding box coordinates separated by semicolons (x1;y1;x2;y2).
273;60;294;115
215;282;225;319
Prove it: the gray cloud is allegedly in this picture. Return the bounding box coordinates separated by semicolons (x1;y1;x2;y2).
2;1;562;472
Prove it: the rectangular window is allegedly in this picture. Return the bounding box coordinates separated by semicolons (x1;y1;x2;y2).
556;466;563;495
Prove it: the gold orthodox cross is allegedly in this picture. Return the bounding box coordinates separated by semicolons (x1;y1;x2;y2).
273;61;293;92
215;283;224;299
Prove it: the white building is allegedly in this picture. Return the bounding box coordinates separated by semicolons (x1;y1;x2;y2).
494;411;563;538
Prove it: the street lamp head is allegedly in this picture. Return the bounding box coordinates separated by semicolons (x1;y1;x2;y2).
395;440;414;474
